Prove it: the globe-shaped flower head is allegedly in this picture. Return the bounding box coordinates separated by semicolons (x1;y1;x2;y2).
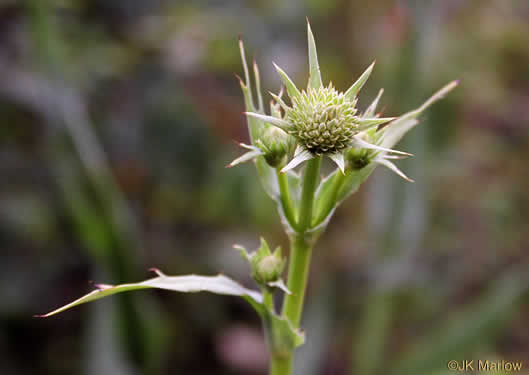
230;20;457;179
242;21;411;173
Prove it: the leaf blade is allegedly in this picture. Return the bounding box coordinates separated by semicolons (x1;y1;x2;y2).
307;19;322;90
344;61;375;101
38;271;263;318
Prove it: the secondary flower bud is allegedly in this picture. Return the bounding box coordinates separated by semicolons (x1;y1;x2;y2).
257;127;294;167
254;254;284;284
244;238;286;286
345;147;371;171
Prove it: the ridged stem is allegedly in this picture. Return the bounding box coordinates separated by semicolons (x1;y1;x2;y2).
277;168;297;230
270;157;321;375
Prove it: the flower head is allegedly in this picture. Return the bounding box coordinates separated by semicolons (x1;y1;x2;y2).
285;84;358;155
232;20;458;181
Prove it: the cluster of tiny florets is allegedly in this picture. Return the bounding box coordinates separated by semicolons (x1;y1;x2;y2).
285;85;359;155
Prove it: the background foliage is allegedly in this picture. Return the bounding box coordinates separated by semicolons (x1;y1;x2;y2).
1;0;528;374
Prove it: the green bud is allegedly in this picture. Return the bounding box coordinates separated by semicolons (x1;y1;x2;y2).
257;127;293;168
249;238;286;285
255;254;284;284
345;147;372;171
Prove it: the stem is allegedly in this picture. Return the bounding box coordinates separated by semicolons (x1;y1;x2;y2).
270;354;292;375
270;157;321;375
281;236;313;327
263;289;274;311
297;157;322;230
277;168;297;230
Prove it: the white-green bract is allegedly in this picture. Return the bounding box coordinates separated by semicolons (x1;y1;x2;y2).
231;21;458;181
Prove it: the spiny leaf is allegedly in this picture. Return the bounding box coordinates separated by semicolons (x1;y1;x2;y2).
253;59;264;112
344;61;375;101
306;19;322;90
379;81;458;149
363;88;384;118
236;74;261;143
239;38;254;109
328;152;345;174
281;149;315;173
356;117;396;131
37;268;305;352
245;112;291;132
37;269;263;317
273;63;301;99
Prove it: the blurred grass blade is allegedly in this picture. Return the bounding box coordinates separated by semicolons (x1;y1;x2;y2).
352;292;394;375
390;271;529;375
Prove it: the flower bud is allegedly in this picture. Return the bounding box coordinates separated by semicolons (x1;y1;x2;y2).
345;147;371;171
249;238;286;285
254;254;284;284
257;127;293;168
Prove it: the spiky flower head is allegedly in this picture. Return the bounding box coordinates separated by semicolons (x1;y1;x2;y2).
285;84;359;155
232;19;458;180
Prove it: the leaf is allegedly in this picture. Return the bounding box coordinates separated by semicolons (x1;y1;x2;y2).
265;313;305;356
356;117;396;131
237;75;262;143
312;171;341;227
253;59;264;112
379;80;458;149
38;268;305;354
312;164;375;228
328;152;345;174
227;147;263;167
306;19;322;90
344;61;375;101
336;164;377;203
374;157;414;182
352;136;412;156
37;269;263;317
363;88;384;118
245;112;291;132
239;38;254;110
273;63;301;99
281;149;314;173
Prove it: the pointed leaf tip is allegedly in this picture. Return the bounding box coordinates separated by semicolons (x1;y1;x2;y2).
273;63;301;99
38;272;264;317
245;112;291;131
345;61;375;101
280;149;314;173
307;19;323;90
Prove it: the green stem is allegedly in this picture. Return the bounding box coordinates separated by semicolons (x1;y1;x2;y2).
263;289;274;311
297;157;322;230
281;236;314;327
270;157;321;375
277;168;297;230
270;354;292;375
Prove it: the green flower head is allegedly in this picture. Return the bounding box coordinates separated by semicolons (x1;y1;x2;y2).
232;19;458;180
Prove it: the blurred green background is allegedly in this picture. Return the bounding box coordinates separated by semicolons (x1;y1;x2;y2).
1;0;528;374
